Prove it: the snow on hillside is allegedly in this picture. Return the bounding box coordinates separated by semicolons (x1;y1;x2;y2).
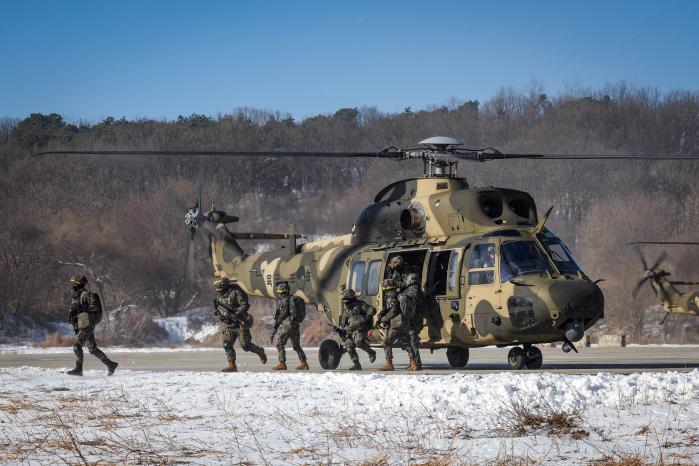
152;307;219;343
1;368;698;464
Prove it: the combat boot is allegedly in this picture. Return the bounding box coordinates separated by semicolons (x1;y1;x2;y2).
273;361;287;370
221;356;237;373
368;349;377;363
107;361;119;376
349;361;362;371
296;361;310;370
378;359;394;371
66;363;83;377
258;349;267;364
408;358;420;371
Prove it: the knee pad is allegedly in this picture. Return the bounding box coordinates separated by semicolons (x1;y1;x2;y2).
72;343;82;354
87;344;98;354
223;341;234;352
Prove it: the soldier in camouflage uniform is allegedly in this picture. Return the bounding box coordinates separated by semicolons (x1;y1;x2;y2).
375;278;414;371
387;255;408;289
213;277;267;372
339;288;377;370
67;275;118;376
400;273;426;371
270;282;309;370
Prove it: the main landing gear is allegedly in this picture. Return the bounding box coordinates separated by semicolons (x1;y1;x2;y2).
507;345;543;370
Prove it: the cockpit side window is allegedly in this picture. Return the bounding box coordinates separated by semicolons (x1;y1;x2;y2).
468;243;495;285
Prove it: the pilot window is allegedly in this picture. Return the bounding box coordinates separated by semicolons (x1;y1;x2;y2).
468;243;495;286
349;261;365;294
365;260;382;296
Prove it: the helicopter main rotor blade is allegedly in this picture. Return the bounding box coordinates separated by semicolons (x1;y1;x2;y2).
231;232;306;240
33;149;407;159
447;150;699;162
629;241;699;246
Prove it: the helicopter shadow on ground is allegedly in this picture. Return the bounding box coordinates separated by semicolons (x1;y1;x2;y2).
415;361;699;372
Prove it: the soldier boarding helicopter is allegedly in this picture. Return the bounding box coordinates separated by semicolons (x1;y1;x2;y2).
37;137;699;370
630;242;699;323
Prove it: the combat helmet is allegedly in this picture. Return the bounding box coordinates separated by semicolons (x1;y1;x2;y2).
341;288;356;302
213;276;232;292
69;275;88;288
276;281;290;297
388;256;404;270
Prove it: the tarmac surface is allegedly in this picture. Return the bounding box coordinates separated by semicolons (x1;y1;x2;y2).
1;345;699;374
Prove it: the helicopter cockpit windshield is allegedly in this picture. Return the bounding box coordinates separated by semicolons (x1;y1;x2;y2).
500;241;554;282
536;229;584;275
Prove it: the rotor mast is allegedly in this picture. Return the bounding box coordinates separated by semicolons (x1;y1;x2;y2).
414;136;462;178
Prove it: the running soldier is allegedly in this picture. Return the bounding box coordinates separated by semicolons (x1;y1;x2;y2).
213;277;267;372
400;273;426;371
339;288;377;370
376;278;414;371
67;275;118;376
270;282;309;370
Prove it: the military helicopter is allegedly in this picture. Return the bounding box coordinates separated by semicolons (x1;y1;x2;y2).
630;242;699;323
37;137;699;370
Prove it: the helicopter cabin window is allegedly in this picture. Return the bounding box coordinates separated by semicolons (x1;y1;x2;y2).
349;261;365;294
448;250;462;292
365;260;382;296
468;243;495;285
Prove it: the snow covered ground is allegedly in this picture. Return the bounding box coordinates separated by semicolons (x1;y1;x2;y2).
1;368;698;465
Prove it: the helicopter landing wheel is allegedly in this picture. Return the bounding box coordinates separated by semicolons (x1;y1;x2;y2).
524;346;543;370
507;347;527;370
446;347;469;368
319;339;342;370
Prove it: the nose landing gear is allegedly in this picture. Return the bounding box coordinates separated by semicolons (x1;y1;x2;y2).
507;345;543;370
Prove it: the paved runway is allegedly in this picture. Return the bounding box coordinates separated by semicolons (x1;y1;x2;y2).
1;346;699;374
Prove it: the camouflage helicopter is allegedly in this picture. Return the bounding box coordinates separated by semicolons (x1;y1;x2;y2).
37;137;699;370
630;242;699;323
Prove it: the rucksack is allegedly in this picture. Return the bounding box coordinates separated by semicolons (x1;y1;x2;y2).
87;292;103;324
291;296;306;323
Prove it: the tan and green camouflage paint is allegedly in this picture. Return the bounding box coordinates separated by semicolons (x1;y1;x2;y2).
209;178;604;348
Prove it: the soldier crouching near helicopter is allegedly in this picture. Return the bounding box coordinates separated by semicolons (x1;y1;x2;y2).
270;282;309;370
339;288;377;370
376;279;415;371
67;275;118;376
213;277;267;372
401;273;426;371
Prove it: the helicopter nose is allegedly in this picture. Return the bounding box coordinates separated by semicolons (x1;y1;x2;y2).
546;280;604;333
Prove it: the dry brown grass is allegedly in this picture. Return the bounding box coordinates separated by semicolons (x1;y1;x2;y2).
496;396;588;438
41;331;73;347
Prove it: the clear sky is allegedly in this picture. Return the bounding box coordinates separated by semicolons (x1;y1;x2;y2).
1;0;697;122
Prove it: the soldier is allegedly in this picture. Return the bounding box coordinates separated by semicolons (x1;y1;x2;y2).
67;275;118;376
400;273;426;371
213;276;267;372
270;282;309;370
387;255;409;289
375;278;414;371
339;288;377;370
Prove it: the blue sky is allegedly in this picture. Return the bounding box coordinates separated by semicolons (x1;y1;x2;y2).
1;0;697;122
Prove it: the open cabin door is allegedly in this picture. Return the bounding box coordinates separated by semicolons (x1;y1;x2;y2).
424;247;464;343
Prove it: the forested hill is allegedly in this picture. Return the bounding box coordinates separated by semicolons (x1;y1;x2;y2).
1;82;698;343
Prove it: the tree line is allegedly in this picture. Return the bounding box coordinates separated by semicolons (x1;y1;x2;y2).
1;81;698;344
